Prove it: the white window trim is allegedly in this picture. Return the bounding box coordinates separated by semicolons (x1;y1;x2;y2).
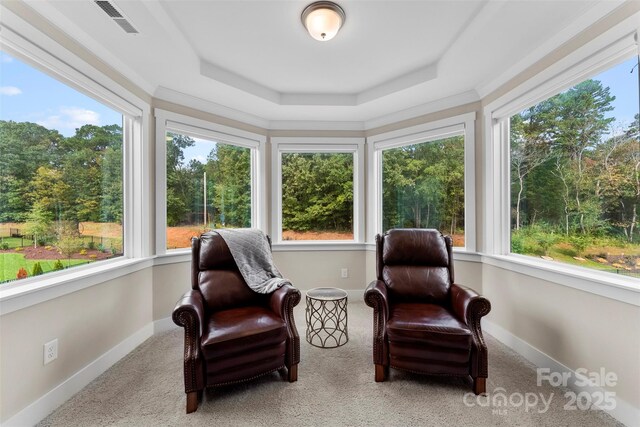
271;137;365;247
0;20;150;298
155;109;266;254
367;113;476;252
482;25;640;300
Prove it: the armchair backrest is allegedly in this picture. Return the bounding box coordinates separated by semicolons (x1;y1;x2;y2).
191;232;267;311
376;228;454;304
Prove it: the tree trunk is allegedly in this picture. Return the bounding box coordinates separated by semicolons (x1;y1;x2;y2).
516;175;524;230
630;204;637;243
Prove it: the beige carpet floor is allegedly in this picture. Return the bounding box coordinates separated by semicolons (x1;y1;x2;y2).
38;301;623;427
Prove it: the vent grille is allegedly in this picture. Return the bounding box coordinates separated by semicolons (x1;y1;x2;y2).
95;1;122;18
94;1;139;34
114;18;138;34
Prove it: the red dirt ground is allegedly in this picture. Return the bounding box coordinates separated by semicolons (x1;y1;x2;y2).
282;230;353;241
0;246;115;260
166;226;208;249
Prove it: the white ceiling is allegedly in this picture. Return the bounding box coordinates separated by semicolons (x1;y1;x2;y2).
13;0;628;128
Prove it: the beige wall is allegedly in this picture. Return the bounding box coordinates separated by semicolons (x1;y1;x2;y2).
0;269;153;423
274;250;367;292
152;262;191;321
483;265;640;410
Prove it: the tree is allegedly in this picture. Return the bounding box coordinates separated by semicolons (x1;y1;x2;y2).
595;116;640;241
24;201;53;247
207;143;251;227
510;103;554;229
55;221;83;267
281;153;353;233
60;124;123;223
553;80;615;234
28;166;72;222
166;133;196;226
382;136;464;234
0;121;62;222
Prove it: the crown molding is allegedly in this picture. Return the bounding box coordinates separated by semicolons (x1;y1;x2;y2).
476;0;629;99
200;57;437;107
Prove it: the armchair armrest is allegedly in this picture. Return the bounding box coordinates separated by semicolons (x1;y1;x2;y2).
269;284;301;320
364;280;390;366
364;280;389;320
450;283;491;327
172;289;206;337
172;289;206;393
450;283;491;379
269;284;301;368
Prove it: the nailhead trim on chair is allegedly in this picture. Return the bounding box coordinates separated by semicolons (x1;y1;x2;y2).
364;292;385;365
467;298;491;378
209;365;286;387
177;311;199;393
284;290;301;367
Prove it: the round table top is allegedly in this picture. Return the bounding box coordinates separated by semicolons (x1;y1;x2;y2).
306;287;348;301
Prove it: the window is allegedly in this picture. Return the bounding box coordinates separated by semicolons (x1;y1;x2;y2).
165;132;251;249
0;51;125;284
508;57;639;276
272;138;365;244
381;136;465;246
368;114;475;250
156;109;265;252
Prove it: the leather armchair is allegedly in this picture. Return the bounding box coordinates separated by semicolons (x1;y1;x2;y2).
364;229;491;394
172;232;301;413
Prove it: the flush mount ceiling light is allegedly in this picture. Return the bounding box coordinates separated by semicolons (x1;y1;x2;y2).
301;1;345;41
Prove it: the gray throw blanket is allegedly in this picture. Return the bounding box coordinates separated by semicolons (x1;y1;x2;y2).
215;228;290;294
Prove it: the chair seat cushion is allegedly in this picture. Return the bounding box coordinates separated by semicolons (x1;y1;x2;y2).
202;306;287;362
387;303;472;350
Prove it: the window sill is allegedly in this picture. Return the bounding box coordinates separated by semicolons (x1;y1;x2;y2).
272;242;366;251
482;254;640;306
154;250;191;265
0;257;154;315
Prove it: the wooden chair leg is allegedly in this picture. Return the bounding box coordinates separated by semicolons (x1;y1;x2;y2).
375;364;387;382
186;391;199;413
288;364;298;382
473;377;486;395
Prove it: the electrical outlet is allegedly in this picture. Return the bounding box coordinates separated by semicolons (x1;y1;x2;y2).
341;268;348;278
44;339;58;365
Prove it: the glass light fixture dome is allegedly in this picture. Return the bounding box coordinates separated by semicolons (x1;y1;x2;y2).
301;1;345;42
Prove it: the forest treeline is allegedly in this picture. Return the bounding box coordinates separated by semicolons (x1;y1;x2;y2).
1;76;637;247
0;121;122;228
510;79;639;243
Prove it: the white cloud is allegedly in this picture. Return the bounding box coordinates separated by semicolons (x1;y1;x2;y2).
0;54;13;63
37;107;101;131
0;86;22;96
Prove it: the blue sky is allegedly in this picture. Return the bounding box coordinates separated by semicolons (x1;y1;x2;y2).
0;52;121;137
1;51;638;155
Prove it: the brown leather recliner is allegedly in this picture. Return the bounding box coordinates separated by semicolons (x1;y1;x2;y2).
364;229;491;394
172;232;301;413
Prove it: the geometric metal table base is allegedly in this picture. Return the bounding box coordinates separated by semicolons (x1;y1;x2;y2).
305;287;348;348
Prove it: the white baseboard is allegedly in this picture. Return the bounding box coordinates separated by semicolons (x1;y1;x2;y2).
3;323;154;427
483;320;639;427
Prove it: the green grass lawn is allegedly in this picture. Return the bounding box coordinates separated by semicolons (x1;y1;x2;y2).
511;230;639;275
0;253;90;283
0;236;35;249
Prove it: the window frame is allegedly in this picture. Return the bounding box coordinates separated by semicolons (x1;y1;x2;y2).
0;21;149;300
367;113;476;252
482;29;640;302
271;137;365;247
155;109;266;254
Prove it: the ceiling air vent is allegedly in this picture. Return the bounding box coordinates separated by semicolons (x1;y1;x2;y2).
113;18;138;34
94;0;139;34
